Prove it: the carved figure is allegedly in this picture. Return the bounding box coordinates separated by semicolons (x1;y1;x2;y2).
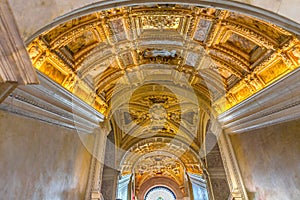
149;104;167;127
292;47;300;62
28;45;40;60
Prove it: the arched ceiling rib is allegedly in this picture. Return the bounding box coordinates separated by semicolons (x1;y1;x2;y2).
121;138;202;174
133;153;185;188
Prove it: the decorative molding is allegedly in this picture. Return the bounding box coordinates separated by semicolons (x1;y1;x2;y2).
134;154;185;189
85;125;109;200
120;137;203;176
218;67;300;134
27;4;300;116
0;71;104;133
217;132;249;200
0;83;16;103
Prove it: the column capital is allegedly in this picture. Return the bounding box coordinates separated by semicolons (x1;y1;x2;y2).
91;191;104;200
99;120;112;136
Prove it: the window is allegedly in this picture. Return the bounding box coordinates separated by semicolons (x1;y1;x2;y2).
144;186;176;200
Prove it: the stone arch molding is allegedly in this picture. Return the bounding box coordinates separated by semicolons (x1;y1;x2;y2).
119;137;204;175
25;5;300;187
118;136;205;196
138;177;185;200
7;0;300;42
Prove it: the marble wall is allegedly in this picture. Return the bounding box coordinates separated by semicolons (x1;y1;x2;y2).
230;119;300;200
0;110;94;200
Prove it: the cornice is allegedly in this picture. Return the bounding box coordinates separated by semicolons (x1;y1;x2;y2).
218;67;300;134
0;71;104;134
24;0;300;45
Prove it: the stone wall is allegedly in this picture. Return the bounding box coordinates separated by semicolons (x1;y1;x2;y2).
0;110;94;200
230;119;300;200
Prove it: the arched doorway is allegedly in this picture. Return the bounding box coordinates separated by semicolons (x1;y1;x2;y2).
137;176;186;200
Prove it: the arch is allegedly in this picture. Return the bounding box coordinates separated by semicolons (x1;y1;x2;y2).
27;3;300;117
132;152;186;188
23;0;300;44
138;177;185;200
22;4;300;200
132;151;186;172
145;186;176;200
119;137;203;174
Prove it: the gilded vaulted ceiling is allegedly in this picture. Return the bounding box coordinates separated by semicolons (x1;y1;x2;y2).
27;3;300;188
27;4;300;115
134;154;185;191
119;137;202;190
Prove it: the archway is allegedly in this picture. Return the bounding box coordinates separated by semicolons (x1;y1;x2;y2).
139;177;184;200
145;186;176;200
23;2;300;200
1;0;300;199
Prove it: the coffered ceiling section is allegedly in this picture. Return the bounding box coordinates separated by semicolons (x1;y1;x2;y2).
120;137;202;189
27;4;300;116
134;154;185;191
110;82;209;152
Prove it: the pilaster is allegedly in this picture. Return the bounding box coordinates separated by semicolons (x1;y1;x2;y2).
203;129;230;200
188;172;209;200
85;122;111;200
0;0;38;103
116;174;131;200
217;131;248;200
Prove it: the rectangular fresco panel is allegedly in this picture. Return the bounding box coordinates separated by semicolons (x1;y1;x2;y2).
258;59;288;84
194;19;212;42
